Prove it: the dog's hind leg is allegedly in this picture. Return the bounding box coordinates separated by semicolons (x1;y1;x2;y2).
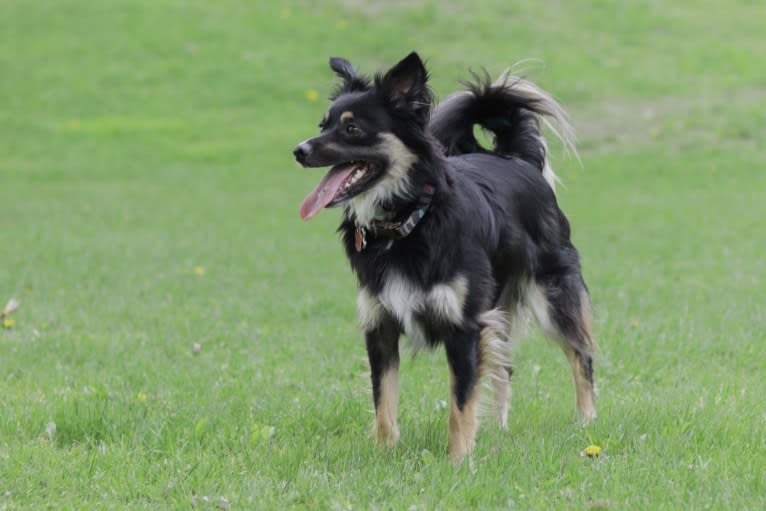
478;309;513;429
445;325;482;461
562;341;596;421
490;366;512;429
531;275;597;421
365;319;401;447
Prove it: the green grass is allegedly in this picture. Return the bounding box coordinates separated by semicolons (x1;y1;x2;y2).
1;0;765;508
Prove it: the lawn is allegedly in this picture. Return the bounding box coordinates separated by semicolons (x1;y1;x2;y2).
1;0;765;509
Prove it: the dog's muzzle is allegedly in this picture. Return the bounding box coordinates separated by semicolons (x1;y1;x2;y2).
293;142;312;166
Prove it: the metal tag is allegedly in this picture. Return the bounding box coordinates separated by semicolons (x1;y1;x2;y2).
354;227;367;252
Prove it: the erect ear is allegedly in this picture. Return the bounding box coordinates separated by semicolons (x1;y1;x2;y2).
329;56;357;83
379;52;430;112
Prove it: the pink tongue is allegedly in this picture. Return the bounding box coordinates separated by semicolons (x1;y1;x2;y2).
299;164;356;220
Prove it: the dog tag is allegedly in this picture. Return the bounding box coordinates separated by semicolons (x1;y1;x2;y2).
355;227;367;252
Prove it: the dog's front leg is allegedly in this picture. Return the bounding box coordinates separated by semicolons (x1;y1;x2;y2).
365;319;401;447
445;326;481;461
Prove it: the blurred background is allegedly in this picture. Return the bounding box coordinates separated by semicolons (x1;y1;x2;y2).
1;1;764;508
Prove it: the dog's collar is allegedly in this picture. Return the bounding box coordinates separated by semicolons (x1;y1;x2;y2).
354;184;435;252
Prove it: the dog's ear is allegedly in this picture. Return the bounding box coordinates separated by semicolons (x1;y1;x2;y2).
379;52;431;116
329;57;356;82
329;56;370;97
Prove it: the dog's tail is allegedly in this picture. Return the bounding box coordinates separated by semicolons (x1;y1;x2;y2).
429;69;577;189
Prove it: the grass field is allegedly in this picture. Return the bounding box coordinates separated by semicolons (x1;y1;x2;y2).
2;0;765;509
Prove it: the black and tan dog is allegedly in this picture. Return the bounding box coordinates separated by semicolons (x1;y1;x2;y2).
294;52;596;460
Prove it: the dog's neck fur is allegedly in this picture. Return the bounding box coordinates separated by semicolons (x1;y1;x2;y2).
345;134;446;229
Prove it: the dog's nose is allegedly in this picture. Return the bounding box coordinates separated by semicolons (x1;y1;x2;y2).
293;142;311;164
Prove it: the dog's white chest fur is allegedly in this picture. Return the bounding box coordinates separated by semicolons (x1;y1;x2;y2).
357;272;468;350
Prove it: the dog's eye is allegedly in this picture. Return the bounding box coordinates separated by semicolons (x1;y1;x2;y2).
346;123;362;135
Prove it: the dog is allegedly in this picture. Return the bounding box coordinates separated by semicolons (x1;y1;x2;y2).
293;52;596;460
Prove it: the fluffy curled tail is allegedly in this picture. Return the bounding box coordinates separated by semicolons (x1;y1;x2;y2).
429;69;577;189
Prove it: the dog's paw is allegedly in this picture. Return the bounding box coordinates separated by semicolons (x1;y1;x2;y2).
375;424;400;448
448;436;476;462
577;408;597;426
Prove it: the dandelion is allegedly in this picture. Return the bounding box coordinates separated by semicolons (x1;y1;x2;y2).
2;318;14;329
137;392;148;402
193;266;205;276
581;444;602;457
305;90;320;102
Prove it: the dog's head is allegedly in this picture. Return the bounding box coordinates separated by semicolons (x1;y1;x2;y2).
294;52;433;222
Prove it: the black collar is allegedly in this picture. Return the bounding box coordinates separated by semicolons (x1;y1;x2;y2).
354;184;435;252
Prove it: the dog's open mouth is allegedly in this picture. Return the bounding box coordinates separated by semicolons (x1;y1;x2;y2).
300;161;381;220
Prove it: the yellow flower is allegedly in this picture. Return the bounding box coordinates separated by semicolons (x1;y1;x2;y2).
193;266;205;276
582;444;602;457
2;318;14;329
137;392;148;402
305;90;320;102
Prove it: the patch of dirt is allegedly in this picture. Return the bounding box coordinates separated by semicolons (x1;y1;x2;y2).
572;86;766;154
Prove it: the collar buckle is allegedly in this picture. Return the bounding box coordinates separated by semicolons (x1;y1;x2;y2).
355;183;435;252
